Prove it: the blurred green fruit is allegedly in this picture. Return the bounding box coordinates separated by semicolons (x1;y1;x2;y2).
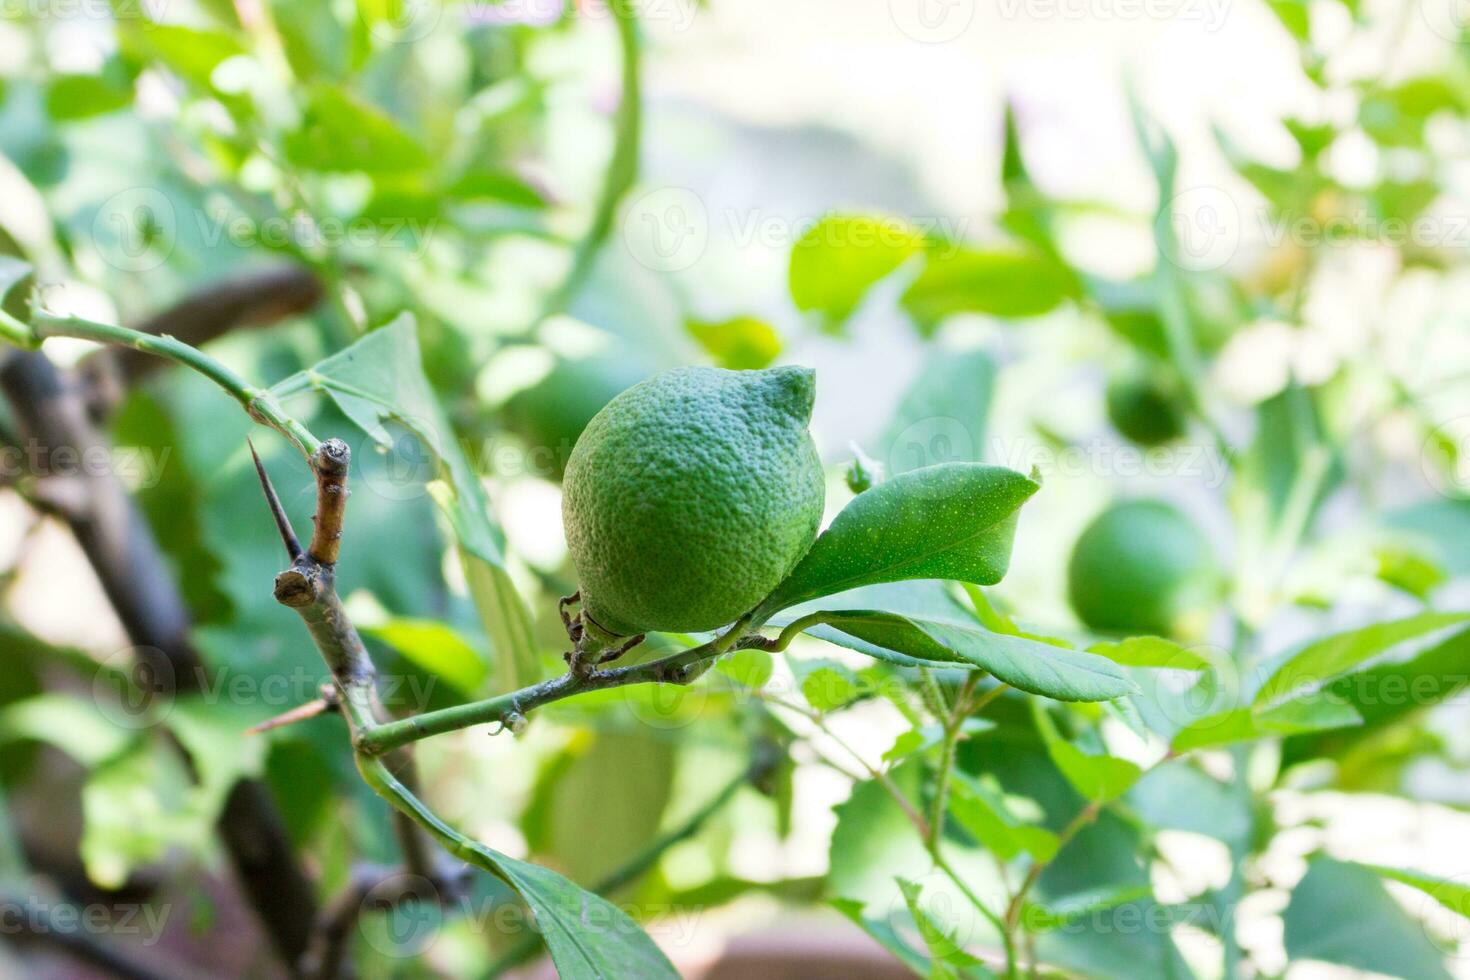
501;355;650;479
1105;372;1187;447
1067;499;1221;640
563;366;825;637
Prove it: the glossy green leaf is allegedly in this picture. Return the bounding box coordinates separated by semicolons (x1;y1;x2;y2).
758;463;1040;616
271;314;537;693
789;214;922;330
803;610;1135;702
900;246;1074;331
283;84;430;173
487;849;681;979
1284;857;1451;980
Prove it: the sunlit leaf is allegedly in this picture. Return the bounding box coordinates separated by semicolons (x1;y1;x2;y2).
758;463;1040;616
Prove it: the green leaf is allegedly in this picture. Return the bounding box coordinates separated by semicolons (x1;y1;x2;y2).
949;774;1058;862
80;743;176;889
1032;703;1142;802
715;647;774;689
0;255;31;307
758;463;1040;616
487;850;681;979
1089;637;1210;670
1284;857;1452;980
896;877;996;978
803;610;1135;702
1127;763;1250;843
789;214;922;330
900;246;1074;332
1358;864;1470;919
361;618;488;697
1254;611;1470;707
797;662;862;713
283;84;430;173
685;316;781;370
271;314;537;693
0;694;133;767
883;719;994;764
449;171;549;209
1023;885;1155;932
1171;697;1363;752
118;23;247;91
831;897;931;975
522;730;674;886
45;74;133;121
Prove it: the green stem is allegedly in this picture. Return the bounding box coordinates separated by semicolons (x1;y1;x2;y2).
927;673;978;853
21;310;321;457
358;619;751;755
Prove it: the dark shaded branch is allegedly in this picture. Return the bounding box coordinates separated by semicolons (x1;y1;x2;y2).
0;888;192;980
0;350;320;971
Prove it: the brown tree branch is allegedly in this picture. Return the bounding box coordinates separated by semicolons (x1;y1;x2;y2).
0;350;320;972
255;440;462;978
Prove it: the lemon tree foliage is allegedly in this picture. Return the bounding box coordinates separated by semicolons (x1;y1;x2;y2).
3;0;1470;978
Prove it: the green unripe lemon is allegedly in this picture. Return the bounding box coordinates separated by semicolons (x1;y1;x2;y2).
501;355;649;479
562;365;825;637
1105;371;1187;447
1067;499;1221;640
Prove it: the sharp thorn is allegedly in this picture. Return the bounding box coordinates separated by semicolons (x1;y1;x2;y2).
249;437;303;561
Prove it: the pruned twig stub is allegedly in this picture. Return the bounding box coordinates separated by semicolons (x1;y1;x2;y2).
309;438;351;565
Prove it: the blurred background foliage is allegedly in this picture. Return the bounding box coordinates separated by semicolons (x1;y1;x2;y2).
3;0;1470;977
